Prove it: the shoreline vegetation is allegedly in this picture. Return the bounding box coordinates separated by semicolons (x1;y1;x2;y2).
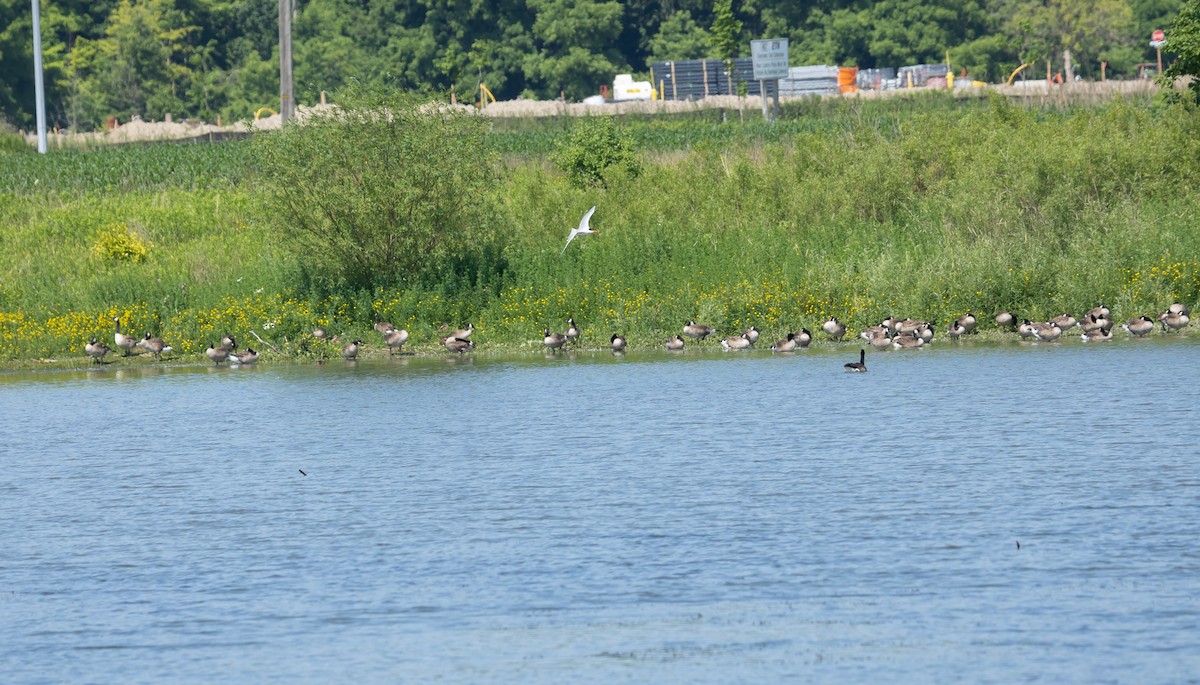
2;90;1199;370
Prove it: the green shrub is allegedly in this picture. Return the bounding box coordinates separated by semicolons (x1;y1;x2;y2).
253;87;499;291
552;115;642;188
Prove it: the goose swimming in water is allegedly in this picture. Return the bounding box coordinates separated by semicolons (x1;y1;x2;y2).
844;348;867;372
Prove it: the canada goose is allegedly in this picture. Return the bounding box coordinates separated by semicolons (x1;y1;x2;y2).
138;333;172;360
610;333;627;352
1122;316;1155;337
543;328;567;350
881;316;902;330
892;319;920;335
741;326;760;344
994;311;1015;327
1017;319;1037;339
448;323;474;339
565;317;581;342
1030;322;1062;341
1168;302;1190;316
892;334;924;349
1086;305;1111;320
1050;314;1077;331
443;336;474;354
86;337;110;364
1161;311;1190;331
1081;328;1113;342
665;335;685;350
956;312;977;333
948;321;967;339
683;320;714;340
822;317;846;340
867;330;892;349
383;328;409;354
342;339;363;359
861;323;890;340
312;327;327;340
844;348;867;372
373;317;394;334
220;334;237;352
1080;314;1111;333
232;348;259;364
720;333;752;350
112;318;138;356
770;333;797;352
794;328;813;347
916;323;936;343
205;343;230;365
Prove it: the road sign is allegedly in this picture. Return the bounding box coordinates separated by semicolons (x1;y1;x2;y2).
1152;29;1165;41
751;39;789;81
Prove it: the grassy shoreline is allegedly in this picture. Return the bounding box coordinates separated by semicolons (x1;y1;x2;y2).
2;92;1198;368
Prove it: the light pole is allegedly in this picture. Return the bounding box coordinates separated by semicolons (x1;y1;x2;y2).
31;0;47;153
279;0;294;122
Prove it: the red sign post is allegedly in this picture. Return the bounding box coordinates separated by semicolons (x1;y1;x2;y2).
1150;29;1165;75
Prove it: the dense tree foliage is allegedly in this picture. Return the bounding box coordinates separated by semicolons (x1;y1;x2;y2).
0;0;1185;130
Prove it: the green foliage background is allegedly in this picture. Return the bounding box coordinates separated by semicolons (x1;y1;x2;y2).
0;0;1187;131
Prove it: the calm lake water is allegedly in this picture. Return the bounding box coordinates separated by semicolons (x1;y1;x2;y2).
2;338;1199;683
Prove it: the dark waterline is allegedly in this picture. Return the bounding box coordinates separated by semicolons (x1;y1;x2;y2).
2;340;1198;683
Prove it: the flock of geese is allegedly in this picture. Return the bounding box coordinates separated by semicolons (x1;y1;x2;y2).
84;317;259;365
83;302;1192;369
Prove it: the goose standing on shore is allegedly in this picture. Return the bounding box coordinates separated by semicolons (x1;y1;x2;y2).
205;343;230;365
113;318;138;356
794;328;813;347
86;337;110;364
720;333;752;350
1122;316;1155;337
1161;310;1190;331
383;328;409;355
232;348;259;364
543;328;567;351
443;337;474;354
823;317;847;340
741;326;760;345
994;311;1015;328
665;335;686;351
220;334;237;352
342;339;363;359
448;323;474;340
771;333;797;352
683;321;714;340
138;333;172;360
565;318;581;343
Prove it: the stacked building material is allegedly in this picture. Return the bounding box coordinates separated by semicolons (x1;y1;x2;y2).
779;65;841;96
650;58;779;101
896;63;950;88
856;67;897;91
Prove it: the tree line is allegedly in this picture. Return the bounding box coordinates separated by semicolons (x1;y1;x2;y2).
0;0;1185;131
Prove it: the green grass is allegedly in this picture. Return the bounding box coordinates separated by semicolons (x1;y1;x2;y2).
2;91;1199;365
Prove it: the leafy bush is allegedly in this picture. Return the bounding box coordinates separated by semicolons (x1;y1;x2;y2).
91;223;151;263
254;87;498;291
552;115;642;189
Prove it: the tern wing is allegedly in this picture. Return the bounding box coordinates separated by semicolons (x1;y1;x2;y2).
561;230;578;254
578;205;597;232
